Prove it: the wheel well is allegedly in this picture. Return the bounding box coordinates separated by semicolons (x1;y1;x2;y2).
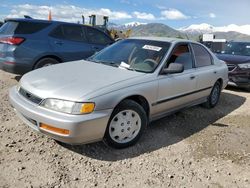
122;95;150;117
33;55;62;69
217;78;223;89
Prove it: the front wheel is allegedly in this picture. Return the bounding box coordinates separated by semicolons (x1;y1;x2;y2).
202;81;222;108
103;100;147;149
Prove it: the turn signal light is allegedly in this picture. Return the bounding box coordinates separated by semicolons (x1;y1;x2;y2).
80;103;95;114
40;123;70;135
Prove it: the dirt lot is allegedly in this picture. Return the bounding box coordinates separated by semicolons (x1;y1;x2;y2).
0;70;249;188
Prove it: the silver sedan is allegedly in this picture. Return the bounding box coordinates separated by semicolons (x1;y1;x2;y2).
9;37;228;148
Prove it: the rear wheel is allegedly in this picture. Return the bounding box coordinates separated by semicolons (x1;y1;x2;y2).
203;81;222;108
34;58;59;69
103;99;147;149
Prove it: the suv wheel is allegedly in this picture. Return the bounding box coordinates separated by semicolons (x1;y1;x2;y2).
104;99;147;149
203;81;221;108
34;58;59;69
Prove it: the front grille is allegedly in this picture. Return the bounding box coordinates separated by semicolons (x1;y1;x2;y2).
227;64;237;72
19;87;43;104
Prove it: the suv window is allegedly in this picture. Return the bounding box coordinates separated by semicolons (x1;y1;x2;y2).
166;44;193;70
0;21;50;34
50;24;87;42
86;27;112;45
50;25;64;39
192;44;212;67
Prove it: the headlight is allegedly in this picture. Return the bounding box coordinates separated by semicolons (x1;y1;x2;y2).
40;99;95;114
238;63;250;69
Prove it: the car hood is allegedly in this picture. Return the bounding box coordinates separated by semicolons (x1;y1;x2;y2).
20;60;145;101
216;53;250;64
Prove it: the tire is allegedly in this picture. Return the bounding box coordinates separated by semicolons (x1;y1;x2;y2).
103;99;147;149
202;81;222;108
245;87;250;92
34;57;59;69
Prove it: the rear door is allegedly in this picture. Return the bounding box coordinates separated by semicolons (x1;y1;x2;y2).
155;43;198;115
49;24;93;62
191;43;217;98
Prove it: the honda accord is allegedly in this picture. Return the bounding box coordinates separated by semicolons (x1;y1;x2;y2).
9;37;228;148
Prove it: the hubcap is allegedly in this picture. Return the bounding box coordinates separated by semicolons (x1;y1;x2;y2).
109;110;141;144
211;84;220;105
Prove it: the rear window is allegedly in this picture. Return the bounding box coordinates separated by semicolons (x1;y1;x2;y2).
0;21;50;34
191;43;212;67
50;24;87;42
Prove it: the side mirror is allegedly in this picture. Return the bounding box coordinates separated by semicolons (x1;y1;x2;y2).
161;63;184;74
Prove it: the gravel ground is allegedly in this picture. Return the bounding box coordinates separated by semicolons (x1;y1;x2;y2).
0;70;250;188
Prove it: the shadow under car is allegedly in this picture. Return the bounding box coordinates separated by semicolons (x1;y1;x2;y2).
58;91;246;161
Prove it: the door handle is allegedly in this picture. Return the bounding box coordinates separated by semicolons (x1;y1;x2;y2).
55;41;63;45
190;75;196;80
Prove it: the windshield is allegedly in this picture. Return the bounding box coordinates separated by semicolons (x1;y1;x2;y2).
88;39;170;73
221;42;250;56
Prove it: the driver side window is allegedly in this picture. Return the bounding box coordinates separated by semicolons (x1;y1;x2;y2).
166;44;193;70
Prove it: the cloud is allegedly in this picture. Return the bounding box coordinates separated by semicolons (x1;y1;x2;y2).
161;9;189;20
133;11;155;20
209;13;216;18
4;4;132;23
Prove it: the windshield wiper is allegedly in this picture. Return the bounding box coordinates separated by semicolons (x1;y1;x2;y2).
90;60;119;67
88;59;136;71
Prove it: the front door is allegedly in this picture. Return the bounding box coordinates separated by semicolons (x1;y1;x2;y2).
154;43;198;116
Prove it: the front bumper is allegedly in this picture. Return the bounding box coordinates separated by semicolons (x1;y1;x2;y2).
9;86;113;144
228;69;250;88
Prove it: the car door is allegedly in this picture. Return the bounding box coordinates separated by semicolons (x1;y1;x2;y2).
49;24;94;62
84;26;113;53
191;43;217;98
154;43;198;116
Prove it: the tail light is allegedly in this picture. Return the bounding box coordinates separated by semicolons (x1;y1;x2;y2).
0;37;25;45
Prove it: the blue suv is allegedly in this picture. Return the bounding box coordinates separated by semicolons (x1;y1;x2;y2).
0;18;114;74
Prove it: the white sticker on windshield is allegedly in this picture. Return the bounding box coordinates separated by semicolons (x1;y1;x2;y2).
246;46;250;48
142;45;162;51
119;61;130;69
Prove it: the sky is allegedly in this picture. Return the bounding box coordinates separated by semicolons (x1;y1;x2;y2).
0;0;250;29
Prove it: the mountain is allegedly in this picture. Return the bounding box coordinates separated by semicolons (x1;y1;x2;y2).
109;22;250;41
179;23;214;34
123;21;146;28
129;23;187;38
108;21;146;30
179;23;250;36
212;31;250;42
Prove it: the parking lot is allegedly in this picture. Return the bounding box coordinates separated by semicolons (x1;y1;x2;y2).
0;69;249;188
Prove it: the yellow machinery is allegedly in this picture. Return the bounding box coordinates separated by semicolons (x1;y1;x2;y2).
83;14;131;40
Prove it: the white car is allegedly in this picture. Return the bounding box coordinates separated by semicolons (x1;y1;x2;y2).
9;37;228;148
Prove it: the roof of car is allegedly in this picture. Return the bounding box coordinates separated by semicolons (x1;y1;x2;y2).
4;18;82;25
129;36;197;43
